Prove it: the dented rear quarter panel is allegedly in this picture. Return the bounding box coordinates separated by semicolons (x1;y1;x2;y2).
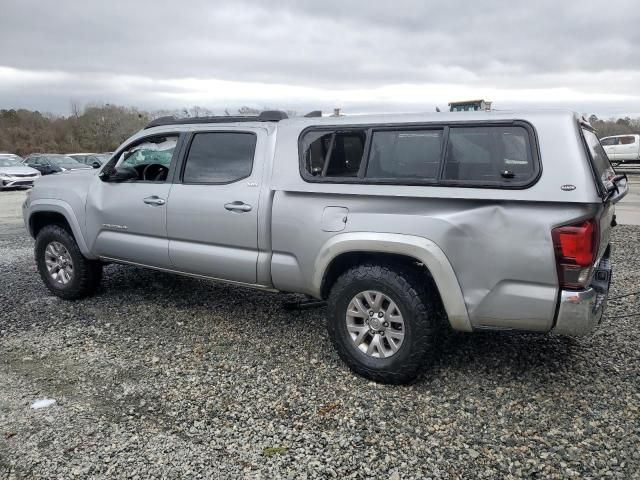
269;111;610;332
271;193;603;331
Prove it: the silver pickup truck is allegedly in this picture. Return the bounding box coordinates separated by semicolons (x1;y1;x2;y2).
22;110;628;383
600;134;640;166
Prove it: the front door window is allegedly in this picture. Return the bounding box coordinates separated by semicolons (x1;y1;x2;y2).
113;136;178;182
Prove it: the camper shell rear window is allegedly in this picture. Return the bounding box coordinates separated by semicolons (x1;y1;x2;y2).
299;121;541;189
581;128;616;195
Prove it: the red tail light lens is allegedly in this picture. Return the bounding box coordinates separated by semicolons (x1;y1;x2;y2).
552;219;599;290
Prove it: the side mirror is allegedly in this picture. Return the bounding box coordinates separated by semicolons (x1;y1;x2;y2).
92;161;101;169
99;165;137;183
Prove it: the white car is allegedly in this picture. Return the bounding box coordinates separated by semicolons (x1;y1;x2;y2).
0;153;41;189
600;134;640;166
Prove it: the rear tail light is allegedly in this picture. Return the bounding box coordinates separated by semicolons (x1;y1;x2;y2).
552;219;599;290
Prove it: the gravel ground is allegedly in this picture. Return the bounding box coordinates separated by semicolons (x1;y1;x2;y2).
0;190;639;479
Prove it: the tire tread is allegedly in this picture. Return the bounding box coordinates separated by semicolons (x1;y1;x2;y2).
35;225;102;300
327;263;444;384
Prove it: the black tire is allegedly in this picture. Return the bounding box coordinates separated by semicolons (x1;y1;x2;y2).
35;225;102;300
327;263;444;384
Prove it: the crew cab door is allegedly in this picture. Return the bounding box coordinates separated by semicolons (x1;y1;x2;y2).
166;129;264;284
616;135;639;161
85;133;182;268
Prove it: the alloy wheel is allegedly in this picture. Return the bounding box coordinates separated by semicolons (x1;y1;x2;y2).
44;241;74;285
345;290;406;358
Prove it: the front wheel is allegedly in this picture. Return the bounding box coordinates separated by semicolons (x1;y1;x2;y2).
327;264;444;384
35;225;102;300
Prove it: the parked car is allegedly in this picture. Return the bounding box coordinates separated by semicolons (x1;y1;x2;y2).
22;110;628;384
23;154;93;175
67;153;112;169
600;134;640;166
0;153;40;189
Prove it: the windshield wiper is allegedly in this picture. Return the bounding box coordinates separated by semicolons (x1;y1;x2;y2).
603;173;627;202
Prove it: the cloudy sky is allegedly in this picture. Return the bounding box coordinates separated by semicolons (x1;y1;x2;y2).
1;0;639;116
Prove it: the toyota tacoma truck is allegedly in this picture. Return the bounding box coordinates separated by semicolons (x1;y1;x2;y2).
22;110;628;384
600;134;640;166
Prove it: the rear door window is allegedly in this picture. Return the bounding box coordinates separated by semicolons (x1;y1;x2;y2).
619;136;636;145
600;137;618;146
442;126;535;184
183;132;256;184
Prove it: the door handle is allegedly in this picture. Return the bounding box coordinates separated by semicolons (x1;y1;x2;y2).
224;201;252;212
143;196;166;206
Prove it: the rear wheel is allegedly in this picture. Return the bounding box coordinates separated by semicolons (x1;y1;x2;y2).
327;263;444;384
35;225;102;300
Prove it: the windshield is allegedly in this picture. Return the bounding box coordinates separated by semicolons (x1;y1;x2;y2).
582;129;616;193
47;155;81;165
0;155;24;167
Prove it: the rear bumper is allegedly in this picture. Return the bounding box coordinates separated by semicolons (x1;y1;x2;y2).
553;288;606;336
552;255;612;336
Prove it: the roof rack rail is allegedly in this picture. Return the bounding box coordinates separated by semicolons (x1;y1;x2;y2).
144;110;289;129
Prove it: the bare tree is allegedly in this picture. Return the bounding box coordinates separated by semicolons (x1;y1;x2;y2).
70;100;81;118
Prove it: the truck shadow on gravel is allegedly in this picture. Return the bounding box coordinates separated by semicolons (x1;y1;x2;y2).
98;264;586;384
433;330;579;375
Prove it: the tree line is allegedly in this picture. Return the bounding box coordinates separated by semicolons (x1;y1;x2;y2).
587;115;640;138
0;104;638;156
0;104;300;156
0;105;150;156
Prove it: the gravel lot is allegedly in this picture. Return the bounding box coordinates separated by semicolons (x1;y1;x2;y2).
0;189;639;479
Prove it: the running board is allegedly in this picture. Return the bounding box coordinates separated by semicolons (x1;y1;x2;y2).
282;298;327;311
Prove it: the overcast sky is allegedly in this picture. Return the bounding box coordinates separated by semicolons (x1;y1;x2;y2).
1;0;639;117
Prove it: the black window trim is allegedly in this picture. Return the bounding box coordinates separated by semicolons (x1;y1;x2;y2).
176;130;258;186
105;131;185;184
578;122;612;199
298;120;542;190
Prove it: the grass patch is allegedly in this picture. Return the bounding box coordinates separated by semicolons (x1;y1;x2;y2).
262;446;289;457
